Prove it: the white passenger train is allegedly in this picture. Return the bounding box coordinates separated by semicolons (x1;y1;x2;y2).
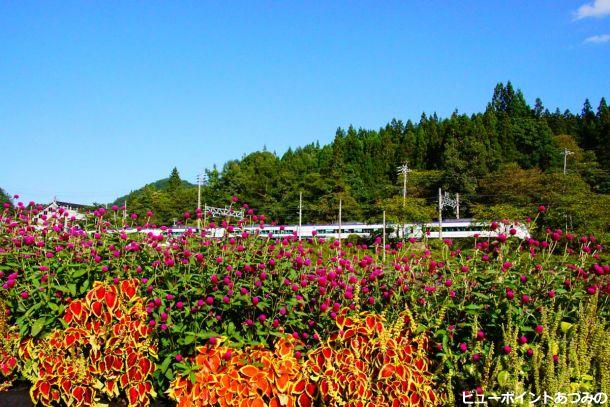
161;218;529;240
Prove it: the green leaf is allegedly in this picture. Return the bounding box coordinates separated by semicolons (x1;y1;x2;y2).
80;279;90;294
497;370;510;387
31;317;46;337
160;355;173;373
71;269;88;278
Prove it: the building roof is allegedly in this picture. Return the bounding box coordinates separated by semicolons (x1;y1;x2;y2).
55;201;88;209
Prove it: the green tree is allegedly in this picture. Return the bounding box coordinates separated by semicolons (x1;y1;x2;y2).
168;167;182;192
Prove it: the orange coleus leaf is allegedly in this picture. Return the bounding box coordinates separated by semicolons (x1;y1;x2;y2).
249;397;265;407
276;338;294;358
276;373;291;393
379;364;395;380
239;364;260;378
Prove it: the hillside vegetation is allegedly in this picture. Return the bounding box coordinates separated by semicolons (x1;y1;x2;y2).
111;82;610;238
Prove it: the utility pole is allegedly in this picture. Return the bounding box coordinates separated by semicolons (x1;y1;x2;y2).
397;162;411;207
196;173;205;229
298;191;302;241
563;148;573;175
338;198;342;244
382;210;386;262
438;188;443;240
456;193;460;220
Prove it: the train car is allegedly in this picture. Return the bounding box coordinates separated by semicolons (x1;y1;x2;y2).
153;218;530;241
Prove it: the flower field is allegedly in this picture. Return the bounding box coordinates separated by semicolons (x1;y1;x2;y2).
0;199;609;406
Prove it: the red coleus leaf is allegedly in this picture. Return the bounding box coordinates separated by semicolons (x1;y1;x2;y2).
69;301;83;318
128;367;143;382
138;358;152;375
72;386;85;403
105;288;118;310
39;381;51;397
120;280;137;300
91;301;103;317
293;379;307;393
298;393;313;407
94;285;106;301
126;352;138;368
128;386;139;405
61;380;71;395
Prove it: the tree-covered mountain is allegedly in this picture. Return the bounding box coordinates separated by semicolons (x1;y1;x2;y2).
113;82;610;238
0;188;11;206
112;168;195;208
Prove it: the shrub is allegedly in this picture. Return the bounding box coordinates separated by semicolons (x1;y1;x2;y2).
0;300;19;392
306;309;439;406
21;279;157;406
168;336;313;406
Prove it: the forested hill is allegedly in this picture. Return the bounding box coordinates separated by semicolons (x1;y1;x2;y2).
113;82;610;238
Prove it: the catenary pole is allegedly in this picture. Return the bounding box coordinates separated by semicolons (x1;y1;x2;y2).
382;210;386;262
338;198;342;245
438;188;443;240
298;191;302;241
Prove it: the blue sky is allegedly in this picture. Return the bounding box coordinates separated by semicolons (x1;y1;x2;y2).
1;1;609;204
